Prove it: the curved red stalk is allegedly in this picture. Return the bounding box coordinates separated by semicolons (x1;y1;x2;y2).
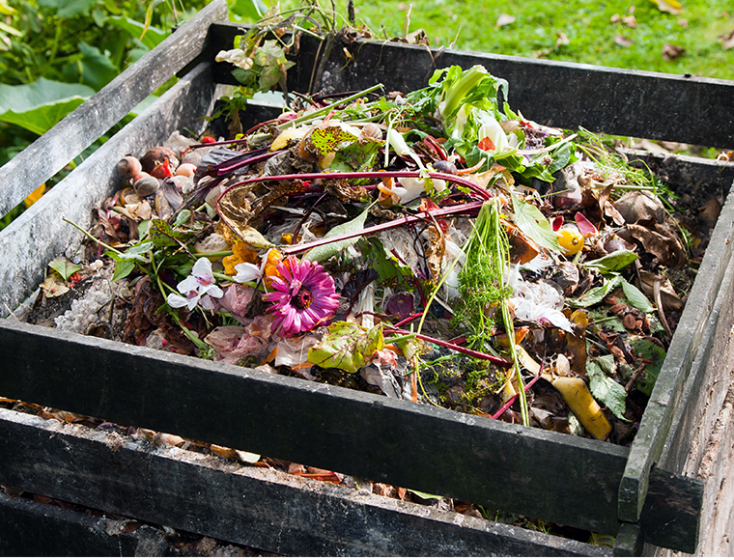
384;327;512;368
491;373;542;420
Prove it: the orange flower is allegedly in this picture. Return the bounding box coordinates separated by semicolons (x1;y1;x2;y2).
262;249;284;287
223;242;258;276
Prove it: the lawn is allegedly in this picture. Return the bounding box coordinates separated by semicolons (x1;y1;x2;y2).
294;0;734;80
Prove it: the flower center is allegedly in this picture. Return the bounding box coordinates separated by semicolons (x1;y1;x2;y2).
294;287;313;310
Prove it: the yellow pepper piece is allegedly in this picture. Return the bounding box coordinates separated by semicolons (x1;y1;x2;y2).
551;376;612;440
556;226;584;256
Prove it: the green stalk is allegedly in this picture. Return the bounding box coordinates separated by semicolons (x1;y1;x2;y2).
277;84;384;131
440;65;489;121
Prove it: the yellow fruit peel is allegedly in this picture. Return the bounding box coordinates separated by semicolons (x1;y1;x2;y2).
551;376;612;440
556;227;584;256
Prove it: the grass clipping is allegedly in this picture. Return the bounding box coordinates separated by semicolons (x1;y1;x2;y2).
455;199;529;426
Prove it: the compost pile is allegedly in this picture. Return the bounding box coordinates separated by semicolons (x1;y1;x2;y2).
35;65;712;446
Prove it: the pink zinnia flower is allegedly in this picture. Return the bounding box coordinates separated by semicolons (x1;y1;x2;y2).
263;256;340;338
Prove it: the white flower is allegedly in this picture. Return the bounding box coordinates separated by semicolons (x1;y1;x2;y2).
167;258;224;311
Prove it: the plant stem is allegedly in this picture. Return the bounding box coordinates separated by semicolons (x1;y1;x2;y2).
491;374;541;420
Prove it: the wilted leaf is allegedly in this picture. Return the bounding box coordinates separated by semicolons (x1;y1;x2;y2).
556;32;570;46
303;205;370;262
584;250;638;274
630;338;666;396
49;257;81;281
614;35;634;48
496;13;515;27
622;15;637;27
649;0;683;15
149;219;194;247
511;193;561;251
662;43;685;61
588;361;628;420
719;29;734;50
308;321;384;373
567;275;624;308
40;274;69;298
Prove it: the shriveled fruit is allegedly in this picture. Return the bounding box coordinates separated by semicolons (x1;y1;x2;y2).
141;146;179;174
117;156;142;181
133;173;160;197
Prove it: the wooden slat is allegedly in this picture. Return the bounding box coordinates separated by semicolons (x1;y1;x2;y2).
618;179;734;523
0;0;228;218
0;319;627;535
0;492;167;556
0;61;223;315
0;407;610;557
208;24;734;148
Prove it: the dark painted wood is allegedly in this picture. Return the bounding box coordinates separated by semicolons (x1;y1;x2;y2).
208;23;734;148
0;407;610;557
0;62;223;315
613;524;644;557
0;318;628;536
640;470;703;553
0;491;162;556
0;0;229;218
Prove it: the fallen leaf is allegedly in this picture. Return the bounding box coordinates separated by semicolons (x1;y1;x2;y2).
677;18;688;28
662;43;685;60
611;14;621;23
622;15;637;27
40;274;70;298
628;5;636;14
719;29;734;49
556;32;570;46
614;35;634;47
496;13;516;27
649;0;683;15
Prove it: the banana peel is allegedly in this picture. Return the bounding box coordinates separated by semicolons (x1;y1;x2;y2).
542;369;612;441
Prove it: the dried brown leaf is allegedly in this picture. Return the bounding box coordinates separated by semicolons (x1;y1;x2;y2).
496;13;516;27
662;43;685;61
614;35;633;47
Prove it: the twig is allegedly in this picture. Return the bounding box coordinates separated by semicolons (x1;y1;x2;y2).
625;363;649;393
653;279;673;337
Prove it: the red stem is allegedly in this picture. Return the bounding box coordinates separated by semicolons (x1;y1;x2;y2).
491;373;542;420
392;312;424;328
385;327;512;367
278;200;484;256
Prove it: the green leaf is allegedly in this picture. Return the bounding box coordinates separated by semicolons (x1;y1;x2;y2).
308;321;384;374
112;259;135;282
0;20;21;37
584;250;638;274
229;0;267;19
621;280;655;313
511;193;562;251
588;361;628;421
62;42;118;91
594;354;616;375
38;0;96;18
173;210;191;227
0;78;94;135
303;205;370;262
408;489;443;500
149;219;194;248
566;275;624;308
330;137;382;172
48;257;81;281
629;338;666;396
106;16;167;50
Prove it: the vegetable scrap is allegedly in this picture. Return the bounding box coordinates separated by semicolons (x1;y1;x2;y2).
29;64;716;445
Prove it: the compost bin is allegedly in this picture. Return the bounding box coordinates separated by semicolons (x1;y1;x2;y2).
1;0;734;555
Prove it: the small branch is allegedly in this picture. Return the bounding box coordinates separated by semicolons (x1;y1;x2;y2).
625;363;648;393
653;279;672;337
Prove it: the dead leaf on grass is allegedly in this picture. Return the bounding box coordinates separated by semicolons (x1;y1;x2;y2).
718;29;734;50
662;43;685;60
677;18;688;28
622;15;637;27
556;32;570;46
496;13;516;27
614;35;634;47
650;0;683;15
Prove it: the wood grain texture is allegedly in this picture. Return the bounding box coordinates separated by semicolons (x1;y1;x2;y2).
0;62;223;315
0;0;228;218
208;24;734;148
0;408;610;557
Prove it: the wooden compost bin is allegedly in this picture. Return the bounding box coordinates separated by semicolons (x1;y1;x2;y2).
1;0;734;555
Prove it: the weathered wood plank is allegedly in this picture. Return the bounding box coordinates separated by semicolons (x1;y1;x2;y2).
0;407;610;557
0;62;223;315
618;179;734;522
0;319;627;535
0;492;167;556
208;24;734;148
0;0;228;218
